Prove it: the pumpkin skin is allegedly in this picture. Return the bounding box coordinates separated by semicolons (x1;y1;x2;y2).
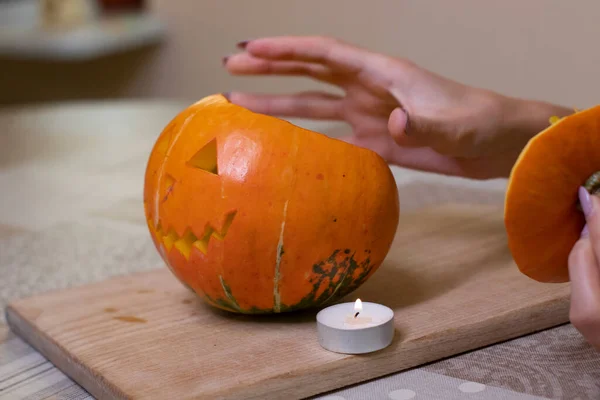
504;105;600;283
143;94;400;313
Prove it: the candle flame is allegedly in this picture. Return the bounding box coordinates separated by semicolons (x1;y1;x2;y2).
354;298;363;312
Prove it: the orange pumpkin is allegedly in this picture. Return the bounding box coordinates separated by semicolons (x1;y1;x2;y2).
143;94;400;313
504;105;600;283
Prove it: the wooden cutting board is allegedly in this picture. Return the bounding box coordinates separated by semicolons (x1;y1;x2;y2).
5;184;571;400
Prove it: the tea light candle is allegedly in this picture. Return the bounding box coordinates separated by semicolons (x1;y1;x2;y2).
316;299;395;354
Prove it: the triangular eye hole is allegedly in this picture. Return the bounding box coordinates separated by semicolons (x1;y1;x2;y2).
187;138;218;175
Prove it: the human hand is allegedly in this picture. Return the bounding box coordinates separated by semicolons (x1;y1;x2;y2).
568;187;600;350
222;36;572;179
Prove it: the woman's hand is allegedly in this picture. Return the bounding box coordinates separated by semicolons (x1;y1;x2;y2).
223;35;600;350
222;35;573;179
568;188;600;350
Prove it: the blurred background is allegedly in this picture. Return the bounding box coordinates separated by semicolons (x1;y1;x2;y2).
2;3;600;397
0;0;599;107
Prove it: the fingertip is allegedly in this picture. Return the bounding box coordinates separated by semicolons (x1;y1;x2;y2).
240;37;271;56
222;53;241;71
389;107;422;148
223;91;241;105
579;186;593;218
585;195;600;244
581;189;600;239
388;107;408;140
236;40;251;49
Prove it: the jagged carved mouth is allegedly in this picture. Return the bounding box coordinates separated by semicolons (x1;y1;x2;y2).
147;210;237;260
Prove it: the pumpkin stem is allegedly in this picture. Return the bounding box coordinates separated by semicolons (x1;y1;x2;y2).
577;171;600;211
584;172;600;195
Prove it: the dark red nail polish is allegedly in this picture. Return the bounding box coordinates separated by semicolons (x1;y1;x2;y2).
236;40;249;49
222;55;229;65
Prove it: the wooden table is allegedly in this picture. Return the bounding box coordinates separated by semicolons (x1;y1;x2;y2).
0;101;599;400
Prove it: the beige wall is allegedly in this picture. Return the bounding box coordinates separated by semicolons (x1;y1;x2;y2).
1;0;599;108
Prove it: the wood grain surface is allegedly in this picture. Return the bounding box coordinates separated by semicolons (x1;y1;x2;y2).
5;202;571;400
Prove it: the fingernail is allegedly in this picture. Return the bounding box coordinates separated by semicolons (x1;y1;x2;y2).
222;92;230;101
236;40;250;49
579;186;593;218
581;223;589;238
222;55;230;65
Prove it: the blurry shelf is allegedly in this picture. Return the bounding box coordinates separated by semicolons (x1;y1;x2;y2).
0;12;165;61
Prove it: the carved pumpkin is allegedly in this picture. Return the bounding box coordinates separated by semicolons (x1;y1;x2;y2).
143;94;400;313
504;105;600;283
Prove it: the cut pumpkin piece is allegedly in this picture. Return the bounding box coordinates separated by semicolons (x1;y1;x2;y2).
505;105;600;283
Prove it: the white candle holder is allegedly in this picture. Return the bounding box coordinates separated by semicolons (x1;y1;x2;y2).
316;300;395;354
